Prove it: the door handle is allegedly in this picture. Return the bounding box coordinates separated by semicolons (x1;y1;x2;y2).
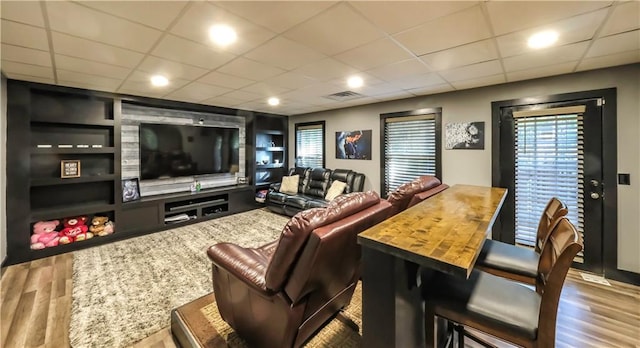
590;192;600;200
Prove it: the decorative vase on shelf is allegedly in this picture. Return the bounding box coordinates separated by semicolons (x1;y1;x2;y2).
261;156;269;165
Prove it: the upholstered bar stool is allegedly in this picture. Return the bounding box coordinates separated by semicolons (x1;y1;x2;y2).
423;217;583;348
475;197;568;285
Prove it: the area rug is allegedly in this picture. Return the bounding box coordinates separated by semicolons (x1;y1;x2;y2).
70;209;289;348
182;283;362;347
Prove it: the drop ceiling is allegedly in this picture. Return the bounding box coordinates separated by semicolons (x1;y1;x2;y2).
1;1;638;116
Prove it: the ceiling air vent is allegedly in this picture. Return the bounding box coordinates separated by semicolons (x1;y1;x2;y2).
324;90;365;101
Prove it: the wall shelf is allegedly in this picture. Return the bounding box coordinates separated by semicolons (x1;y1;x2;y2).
31;203;115;222
31;147;116;154
255;147;285;151
31;175;116;186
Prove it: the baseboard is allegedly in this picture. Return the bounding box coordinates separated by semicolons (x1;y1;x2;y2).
606;268;640;286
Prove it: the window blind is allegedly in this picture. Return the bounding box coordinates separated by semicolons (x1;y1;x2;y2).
295;124;324;168
514;111;585;247
384;114;437;195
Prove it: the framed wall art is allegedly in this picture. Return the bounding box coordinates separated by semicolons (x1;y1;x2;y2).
445;122;485;150
122;178;141;202
60;160;81;178
335;129;372;160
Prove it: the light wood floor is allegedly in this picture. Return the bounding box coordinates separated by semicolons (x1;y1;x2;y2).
1;254;639;348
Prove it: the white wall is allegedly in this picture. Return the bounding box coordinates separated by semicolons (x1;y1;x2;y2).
289;64;640;274
1;75;7;265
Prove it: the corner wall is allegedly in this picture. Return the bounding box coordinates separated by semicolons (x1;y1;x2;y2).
289;63;640;274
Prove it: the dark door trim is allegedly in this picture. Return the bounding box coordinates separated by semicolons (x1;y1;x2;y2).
491;88;619;280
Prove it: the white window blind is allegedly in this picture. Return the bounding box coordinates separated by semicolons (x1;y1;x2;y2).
384;114;437;194
296;124;324;168
514;109;585;247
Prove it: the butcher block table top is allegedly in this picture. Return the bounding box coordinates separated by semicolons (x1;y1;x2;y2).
358;184;507;278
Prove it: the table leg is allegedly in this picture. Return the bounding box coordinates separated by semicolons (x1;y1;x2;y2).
361;247;425;347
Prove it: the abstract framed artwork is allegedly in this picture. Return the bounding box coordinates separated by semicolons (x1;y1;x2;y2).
122;178;141;202
335;129;372;160
445;122;485;150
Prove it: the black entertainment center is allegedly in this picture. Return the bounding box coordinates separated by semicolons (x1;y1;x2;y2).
4;80;288;265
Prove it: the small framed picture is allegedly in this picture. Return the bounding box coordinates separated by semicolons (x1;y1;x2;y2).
61;160;81;178
122;178;141;202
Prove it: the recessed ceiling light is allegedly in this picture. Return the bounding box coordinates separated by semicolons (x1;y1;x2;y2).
347;76;364;88
268;97;280;106
528;30;558;49
150;75;169;87
209;24;237;46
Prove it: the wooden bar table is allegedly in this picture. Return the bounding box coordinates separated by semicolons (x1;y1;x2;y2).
357;184;507;348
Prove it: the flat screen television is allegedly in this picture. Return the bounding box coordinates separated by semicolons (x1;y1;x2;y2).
139;123;240;180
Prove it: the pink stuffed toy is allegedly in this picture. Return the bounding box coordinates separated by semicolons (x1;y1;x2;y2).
31;220;61;250
59;216;92;244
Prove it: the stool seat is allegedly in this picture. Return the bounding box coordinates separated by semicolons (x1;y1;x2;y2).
426;270;541;340
477;240;539;279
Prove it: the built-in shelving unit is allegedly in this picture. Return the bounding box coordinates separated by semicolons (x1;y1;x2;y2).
248;114;288;192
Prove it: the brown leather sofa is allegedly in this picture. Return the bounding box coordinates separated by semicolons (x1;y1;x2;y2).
207;191;392;348
386;175;449;216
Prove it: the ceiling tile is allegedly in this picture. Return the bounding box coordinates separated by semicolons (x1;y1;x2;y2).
450;74;506;90
334;38;414;71
197;71;255;90
117;87;167;100
200;95;245;108
439;60;503;82
577;50;640;71
51;32;144;68
217;57;285;81
77;1;188;30
586;30;640;58
406;84;455;97
420;39;498;71
55;54;131;79
57;69;122;90
1;20;49;50
244;37;326;70
507;62;578;82
292;57;359;81
170;2;276;55
57;80;117;93
280;83;346;104
386;73;448;90
216;1;336;34
2;44;51;67
503;42;590;72
219;90;262;103
496;9;608;58
1;1;45;27
326;72;385;90
393;5;491;56
486;1;613;36
165;82;233;103
366;58;430;81
137;56;208;80
119;71;190;96
262;72;317;90
1;73;54;85
152;34;236;70
46;1;163;53
283;3;383;56
371;90;416;101
350;1;478;34
600;1;640;37
1;61;53;79
240;82;290;96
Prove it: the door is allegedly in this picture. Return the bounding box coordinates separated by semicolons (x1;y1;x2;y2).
497;98;604;274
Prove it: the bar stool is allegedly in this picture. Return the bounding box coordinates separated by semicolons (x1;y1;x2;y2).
423;217;583;348
475;197;568;285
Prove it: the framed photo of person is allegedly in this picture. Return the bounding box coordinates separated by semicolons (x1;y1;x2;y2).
335;129;372;160
122;178;141;202
445;122;485;150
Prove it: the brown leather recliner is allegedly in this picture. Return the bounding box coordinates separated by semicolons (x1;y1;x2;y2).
207;191;392;347
386;175;449;216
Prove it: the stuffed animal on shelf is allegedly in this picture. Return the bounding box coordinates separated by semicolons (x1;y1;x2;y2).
31;220;61;250
59;216;92;244
89;216;113;237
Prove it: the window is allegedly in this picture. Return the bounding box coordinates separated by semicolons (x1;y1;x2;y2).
381;108;442;197
295;121;325;168
513;106;585;247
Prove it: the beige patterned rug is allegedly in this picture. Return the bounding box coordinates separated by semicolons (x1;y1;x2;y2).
70;209;289;348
